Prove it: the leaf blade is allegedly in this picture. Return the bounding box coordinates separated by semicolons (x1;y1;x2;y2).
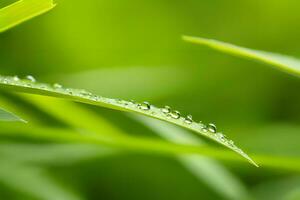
183;35;300;76
0;0;55;33
0;75;257;166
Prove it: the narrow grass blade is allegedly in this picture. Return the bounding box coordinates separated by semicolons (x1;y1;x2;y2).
0;75;257;166
183;35;300;77
0;107;26;122
21;94;125;137
0;0;55;33
0;143;116;165
0;123;251;164
0;124;300;171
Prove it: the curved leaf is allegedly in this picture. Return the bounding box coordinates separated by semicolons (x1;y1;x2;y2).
0;0;55;33
0;75;257;166
183;35;300;77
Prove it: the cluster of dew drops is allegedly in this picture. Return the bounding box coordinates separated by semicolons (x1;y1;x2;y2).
0;75;246;155
126;101;240;151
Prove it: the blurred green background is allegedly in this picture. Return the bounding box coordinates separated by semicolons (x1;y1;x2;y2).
1;0;300;199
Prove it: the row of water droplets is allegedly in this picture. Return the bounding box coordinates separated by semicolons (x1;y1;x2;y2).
122;100;245;155
0;75;105;101
0;75;246;157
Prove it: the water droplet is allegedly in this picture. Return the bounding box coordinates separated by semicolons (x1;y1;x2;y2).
161;106;171;114
25;75;36;82
66;88;73;95
53;83;62;89
138;102;151;110
129;100;135;105
170;110;180;119
13;76;19;81
207;123;217;133
201;127;208;132
184;115;193;124
228;140;234;146
216;132;227;142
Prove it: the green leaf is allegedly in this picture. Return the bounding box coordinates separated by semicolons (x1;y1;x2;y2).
0;107;26;122
0;143;116;165
1;123;300;172
0;0;55;33
0;75;257;166
0;123;249;164
183;35;300;77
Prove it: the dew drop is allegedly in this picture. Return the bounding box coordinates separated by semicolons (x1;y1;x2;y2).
13;76;20;81
25;75;36;82
184;115;193;124
53;83;62;89
66;88;73;95
161;106;171;114
138;102;151;110
201;127;208;132
207;123;217;133
228;140;234;146
216;132;227;142
129;100;135;105
170;110;180;119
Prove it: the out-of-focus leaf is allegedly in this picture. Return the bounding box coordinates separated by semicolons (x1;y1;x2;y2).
21;94;124;137
0;124;299;171
0;75;257;166
183;35;300;77
132;115;250;200
0;0;55;33
0;107;25;122
0;162;82;200
0;143;116;165
0;123;253;164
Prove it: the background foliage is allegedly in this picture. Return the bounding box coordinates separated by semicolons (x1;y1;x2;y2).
1;0;300;199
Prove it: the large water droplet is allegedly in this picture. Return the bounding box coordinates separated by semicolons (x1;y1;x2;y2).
138;102;151;110
170;110;180;119
184;115;193;124
161;106;171;114
25;75;36;82
207;123;217;133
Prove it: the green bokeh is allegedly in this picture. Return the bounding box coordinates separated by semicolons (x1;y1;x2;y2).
1;0;300;199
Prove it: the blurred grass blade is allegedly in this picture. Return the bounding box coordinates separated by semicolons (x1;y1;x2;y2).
0;123;252;164
132;115;249;200
0;0;55;33
0;162;82;200
0;75;257;166
1;124;300;171
21;94;124;137
183;35;300;76
0;143;116;165
0;107;26;122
